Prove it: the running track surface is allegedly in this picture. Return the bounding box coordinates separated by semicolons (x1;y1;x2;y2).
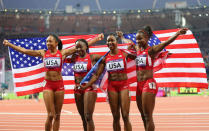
0;96;209;131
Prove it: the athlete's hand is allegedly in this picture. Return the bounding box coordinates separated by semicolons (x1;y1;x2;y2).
116;31;124;38
3;39;10;46
127;43;135;50
177;28;188;35
97;33;104;41
80;85;87;90
75;85;80;90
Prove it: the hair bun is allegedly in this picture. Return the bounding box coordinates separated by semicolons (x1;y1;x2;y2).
143;26;153;38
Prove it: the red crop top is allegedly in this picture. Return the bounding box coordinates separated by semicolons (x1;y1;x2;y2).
105;49;127;74
73;54;92;77
136;47;154;71
44;50;63;72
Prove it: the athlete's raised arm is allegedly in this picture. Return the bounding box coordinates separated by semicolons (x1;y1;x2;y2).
3;39;45;57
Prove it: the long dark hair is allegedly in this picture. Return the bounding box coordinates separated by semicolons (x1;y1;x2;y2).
75;39;89;53
50;34;63;50
138;26;153;39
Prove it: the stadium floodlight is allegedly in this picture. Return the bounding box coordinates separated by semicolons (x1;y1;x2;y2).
147;9;151;13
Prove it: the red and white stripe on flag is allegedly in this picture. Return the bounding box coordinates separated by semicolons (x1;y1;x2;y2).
153;29;208;88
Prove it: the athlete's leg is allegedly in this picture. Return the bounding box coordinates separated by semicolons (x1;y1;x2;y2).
136;94;146;129
84;91;97;131
53;90;65;131
142;92;156;131
43;90;55;131
75;93;87;131
108;91;121;131
120;89;132;131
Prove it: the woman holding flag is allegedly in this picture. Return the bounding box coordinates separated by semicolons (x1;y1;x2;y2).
134;26;188;131
3;34;103;131
81;34;135;131
66;36;104;131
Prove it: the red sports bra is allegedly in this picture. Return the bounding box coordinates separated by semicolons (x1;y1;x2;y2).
73;54;92;77
44;50;63;72
105;49;127;74
136;47;154;71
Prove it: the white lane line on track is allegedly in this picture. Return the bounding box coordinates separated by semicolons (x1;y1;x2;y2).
0;124;209;127
1;112;209;116
62;109;73;114
0;120;209;124
1;115;209;118
0;121;209;125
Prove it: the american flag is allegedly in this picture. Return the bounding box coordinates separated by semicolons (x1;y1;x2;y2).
8;29;208;104
125;29;208;89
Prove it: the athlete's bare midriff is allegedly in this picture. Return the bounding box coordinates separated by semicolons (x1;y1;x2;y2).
137;69;153;82
45;71;62;81
108;72;128;81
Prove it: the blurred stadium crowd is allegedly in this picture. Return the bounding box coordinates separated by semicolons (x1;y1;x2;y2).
0;7;209;77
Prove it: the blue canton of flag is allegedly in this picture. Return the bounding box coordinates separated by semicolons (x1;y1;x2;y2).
9;37;75;77
123;33;166;51
9;38;47;69
62;63;74;76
